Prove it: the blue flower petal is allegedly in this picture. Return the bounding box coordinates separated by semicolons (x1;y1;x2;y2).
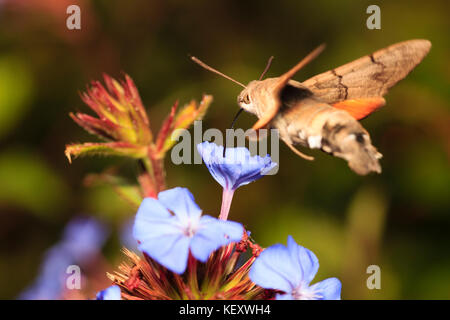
275;293;294;300
309;277;342;300
249;243;298;293
190;215;243;262
96;285;121;300
133;198;175;244
134;211;191;274
287;235;319;285
197;142;277;191
134;216;181;244
137;197;171;218
196;142;227;187
139;231;191;274
158;187;202;221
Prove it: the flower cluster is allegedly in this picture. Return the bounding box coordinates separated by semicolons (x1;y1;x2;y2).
99;142;340;300
65;73;212;198
66;74;152;162
63;74;341;301
106;184;264;300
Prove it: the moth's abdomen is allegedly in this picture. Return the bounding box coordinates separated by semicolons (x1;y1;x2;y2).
276;97;339;147
274;98;382;175
320;113;382;175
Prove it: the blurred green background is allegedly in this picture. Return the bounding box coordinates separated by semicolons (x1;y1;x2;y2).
0;0;449;299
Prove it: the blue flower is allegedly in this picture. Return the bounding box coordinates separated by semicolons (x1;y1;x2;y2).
19;217;108;300
96;285;121;300
197;142;278;220
19;246;74;300
197;141;277;191
133;187;244;274
249;236;341;300
60;217;109;263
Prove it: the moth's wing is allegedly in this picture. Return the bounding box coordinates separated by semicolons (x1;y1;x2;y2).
302;39;431;105
252;44;326;130
332;97;385;120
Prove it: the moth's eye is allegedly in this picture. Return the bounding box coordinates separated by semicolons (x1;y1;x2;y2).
242;94;251;104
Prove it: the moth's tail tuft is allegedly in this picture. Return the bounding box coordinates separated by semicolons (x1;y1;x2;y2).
321;119;382;175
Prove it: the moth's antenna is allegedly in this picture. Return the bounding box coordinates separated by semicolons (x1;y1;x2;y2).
259;56;274;80
190;56;246;88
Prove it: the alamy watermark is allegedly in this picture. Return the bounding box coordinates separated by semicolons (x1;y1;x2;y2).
366;5;381;30
66;265;81;290
66;5;81;30
366;265;381;290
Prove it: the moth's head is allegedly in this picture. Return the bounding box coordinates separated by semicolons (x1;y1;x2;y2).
237;81;259;115
237;78;281;118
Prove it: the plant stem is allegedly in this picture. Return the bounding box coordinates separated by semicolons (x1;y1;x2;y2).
150;153;166;192
138;158;157;198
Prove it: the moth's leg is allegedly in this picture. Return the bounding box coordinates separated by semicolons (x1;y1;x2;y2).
284;140;314;161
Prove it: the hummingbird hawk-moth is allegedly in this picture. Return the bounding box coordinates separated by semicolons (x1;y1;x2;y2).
191;39;431;175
